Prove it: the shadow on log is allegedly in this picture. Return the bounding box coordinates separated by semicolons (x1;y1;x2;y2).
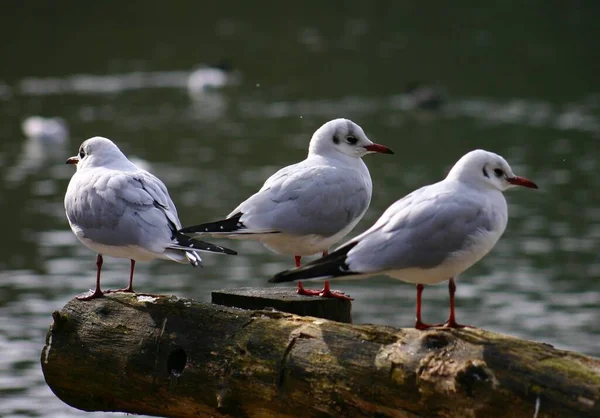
41;291;600;418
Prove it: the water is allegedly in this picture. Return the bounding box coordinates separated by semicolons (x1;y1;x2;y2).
1;1;599;416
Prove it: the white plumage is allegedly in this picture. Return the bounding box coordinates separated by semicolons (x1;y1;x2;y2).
271;149;538;327
181;118;394;298
64;136;236;300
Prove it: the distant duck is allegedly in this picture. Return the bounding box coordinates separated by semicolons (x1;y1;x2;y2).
403;82;445;111
21;116;69;143
187;59;234;93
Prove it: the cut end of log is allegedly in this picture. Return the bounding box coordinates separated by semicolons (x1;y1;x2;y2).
212;286;352;323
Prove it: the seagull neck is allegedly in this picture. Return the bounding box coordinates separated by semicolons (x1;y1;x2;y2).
307;150;362;168
85;156;137;171
446;170;487;191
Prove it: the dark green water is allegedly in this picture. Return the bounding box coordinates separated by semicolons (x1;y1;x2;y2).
0;1;598;416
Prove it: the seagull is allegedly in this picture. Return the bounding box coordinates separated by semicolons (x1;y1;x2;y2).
180;118;394;298
64;136;237;300
270;149;538;328
22;116;69;143
187;59;234;94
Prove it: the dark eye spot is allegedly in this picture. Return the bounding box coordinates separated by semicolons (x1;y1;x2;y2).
79;148;86;158
332;135;340;144
482;167;489;178
346;136;358;145
494;168;504;177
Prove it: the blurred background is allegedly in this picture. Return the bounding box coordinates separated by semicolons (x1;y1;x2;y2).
1;1;599;416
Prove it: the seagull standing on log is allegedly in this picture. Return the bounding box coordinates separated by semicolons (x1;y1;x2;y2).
270;149;538;328
64;136;237;300
179;119;394;299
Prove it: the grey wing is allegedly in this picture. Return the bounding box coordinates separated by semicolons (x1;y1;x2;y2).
346;185;495;272
235;164;372;237
135;170;182;230
66;170;177;249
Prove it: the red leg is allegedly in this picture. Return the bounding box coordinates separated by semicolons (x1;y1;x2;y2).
114;260;136;293
297;281;321;296
414;283;439;330
294;253;351;299
127;259;135;292
77;254;105;301
294;255;315;296
442;278;472;328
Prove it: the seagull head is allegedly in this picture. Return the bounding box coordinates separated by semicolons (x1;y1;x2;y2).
66;136;129;170
447;149;538;192
308;118;394;159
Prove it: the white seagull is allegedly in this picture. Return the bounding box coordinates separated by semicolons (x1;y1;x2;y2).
22;116;69;143
187;59;234;94
64;136;237;300
270;149;538;328
180;118;394;298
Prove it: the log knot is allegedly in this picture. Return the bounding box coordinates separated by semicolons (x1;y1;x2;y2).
51;310;70;332
455;360;497;397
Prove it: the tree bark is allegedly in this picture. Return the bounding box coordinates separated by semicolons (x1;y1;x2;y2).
41;292;600;418
211;287;352;323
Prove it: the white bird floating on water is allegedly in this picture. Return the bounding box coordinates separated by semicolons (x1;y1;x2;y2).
22;116;69;143
270;149;538;329
64;136;237;300
187;60;235;94
180;118;394;299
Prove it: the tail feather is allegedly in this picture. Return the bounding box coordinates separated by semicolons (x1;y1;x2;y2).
269;242;359;283
179;212;279;236
172;232;238;255
184;250;203;267
179;213;245;234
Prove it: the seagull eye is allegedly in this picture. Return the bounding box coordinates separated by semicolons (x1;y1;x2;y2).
79;148;86;159
346;136;358;145
494;168;504;177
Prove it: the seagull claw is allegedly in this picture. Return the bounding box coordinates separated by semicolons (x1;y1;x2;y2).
76;288;104;301
296;281;353;300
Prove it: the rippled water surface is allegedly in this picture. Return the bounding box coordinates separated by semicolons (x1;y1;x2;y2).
1;2;599;416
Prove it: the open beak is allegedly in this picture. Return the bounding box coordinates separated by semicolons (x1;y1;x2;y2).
507;176;538;189
364;143;395;155
66;156;79;165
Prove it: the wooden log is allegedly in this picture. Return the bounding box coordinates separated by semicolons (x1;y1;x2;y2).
41;292;600;418
212;287;352;323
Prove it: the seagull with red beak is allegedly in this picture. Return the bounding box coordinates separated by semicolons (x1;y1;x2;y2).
180;118;394;299
270;149;538;329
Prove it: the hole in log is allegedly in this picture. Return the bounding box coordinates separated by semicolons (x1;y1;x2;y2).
420;332;451;350
167;347;187;377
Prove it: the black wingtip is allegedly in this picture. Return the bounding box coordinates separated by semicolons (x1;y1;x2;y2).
176;233;237;255
269;241;359;283
179;213;244;234
268;272;288;283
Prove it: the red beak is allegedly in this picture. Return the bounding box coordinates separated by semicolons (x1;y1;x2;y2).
66;157;79;165
364;143;395;155
506;176;538;189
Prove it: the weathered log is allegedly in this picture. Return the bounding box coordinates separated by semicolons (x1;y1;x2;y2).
41;291;600;418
